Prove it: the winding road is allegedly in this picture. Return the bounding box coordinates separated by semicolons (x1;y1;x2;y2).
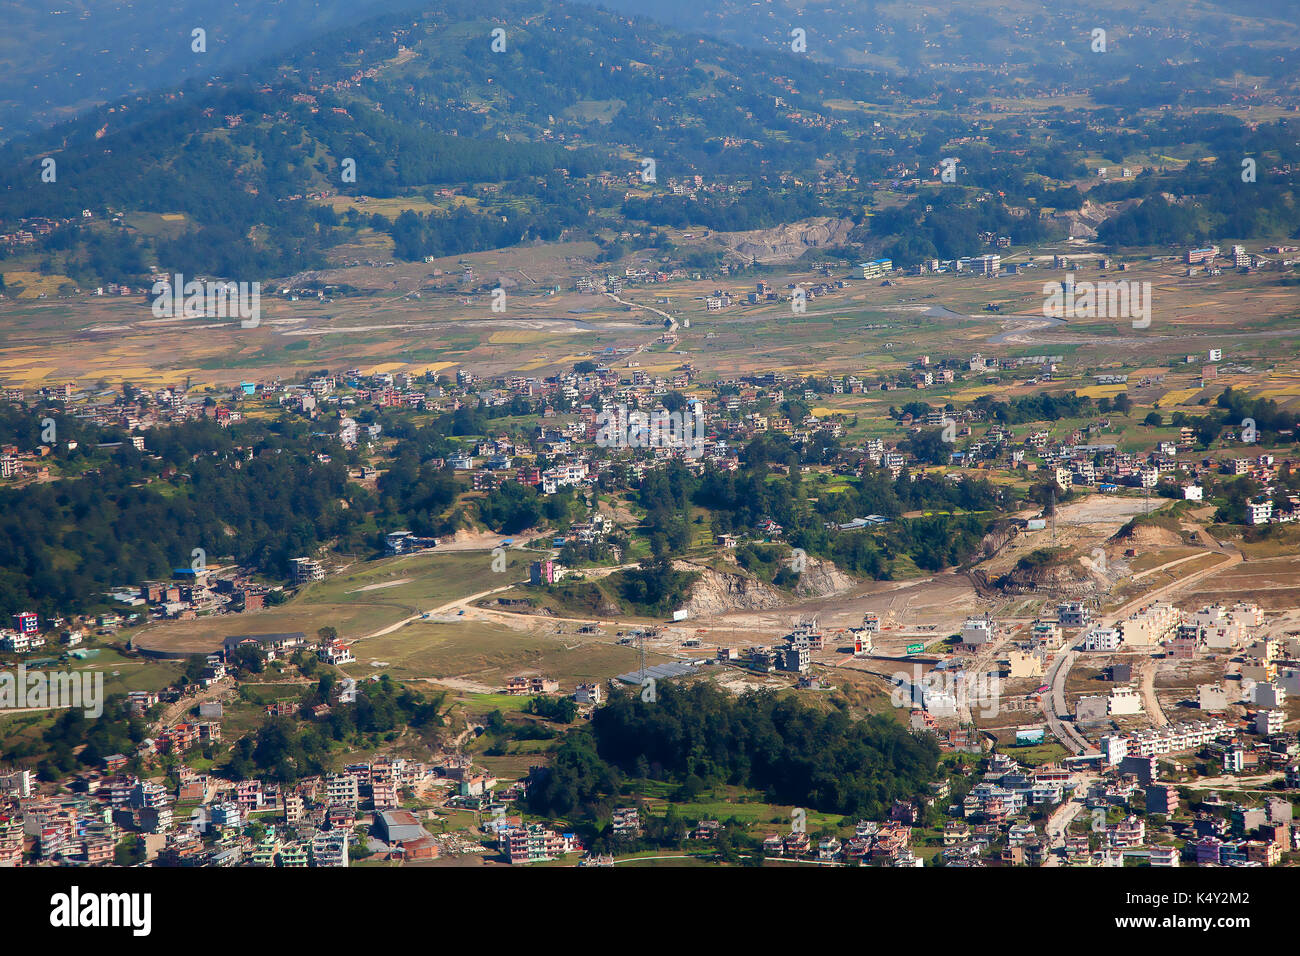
1039;545;1242;755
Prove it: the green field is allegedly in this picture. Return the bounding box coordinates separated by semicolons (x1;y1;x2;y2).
341;618;643;690
131;549;539;655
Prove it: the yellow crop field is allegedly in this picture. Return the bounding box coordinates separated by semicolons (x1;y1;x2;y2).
520;353;588;371
1075;384;1128;398
1253;379;1300;399
0;365;56;384
2;271;72;298
0;354;47;369
343;360;462;377
489;330;551;344
1159;387;1204;405
360;362;411;375
952;384;1006;400
324;196;440;216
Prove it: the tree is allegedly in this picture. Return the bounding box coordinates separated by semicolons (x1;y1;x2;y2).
115;835;147;867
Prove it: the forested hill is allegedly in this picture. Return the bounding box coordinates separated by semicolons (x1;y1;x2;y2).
0;0;420;144
3;0;1298;288
582;0;1300;94
5;0;1297;145
0;0;889;280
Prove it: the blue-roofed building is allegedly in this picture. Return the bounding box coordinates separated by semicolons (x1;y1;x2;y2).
859;258;893;280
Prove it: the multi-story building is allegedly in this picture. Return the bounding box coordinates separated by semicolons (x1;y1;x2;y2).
1118;602;1179;648
325;773;360;810
1247;498;1274;525
1057;602;1090;629
504;824;579;864
781;640;811;673
290;557;325;583
311;829;349;867
859;258;893;280
1083;627;1121;652
1146;785;1179;816
1256;709;1284;736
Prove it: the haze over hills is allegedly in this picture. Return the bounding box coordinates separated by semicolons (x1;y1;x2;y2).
4;0;1298;144
586;0;1300;81
0;0;417;142
0;0;902;279
0;0;1297;292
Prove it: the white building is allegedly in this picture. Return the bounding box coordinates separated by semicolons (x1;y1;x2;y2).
1148;845;1179;867
318;642;355;666
1099;735;1129;767
960;617;995;647
291;557;325;583
1108;686;1144;716
1083;627;1122;652
1247;499;1274;525
1187;603;1258;650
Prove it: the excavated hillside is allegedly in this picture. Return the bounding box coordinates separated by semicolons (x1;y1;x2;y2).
976;545;1107;598
792;556;856;599
1111;517;1194;550
675;555;854;616
713;217;856;264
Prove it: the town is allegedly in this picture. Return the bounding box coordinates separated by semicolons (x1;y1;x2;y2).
0;7;1298;934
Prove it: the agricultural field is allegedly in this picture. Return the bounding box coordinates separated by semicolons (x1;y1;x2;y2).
132;549;538;656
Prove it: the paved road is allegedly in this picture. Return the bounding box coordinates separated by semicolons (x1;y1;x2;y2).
1042;641;1095;754
1043;778;1092;866
1101;546;1241;730
1110;547;1241;621
1040;546;1242;754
